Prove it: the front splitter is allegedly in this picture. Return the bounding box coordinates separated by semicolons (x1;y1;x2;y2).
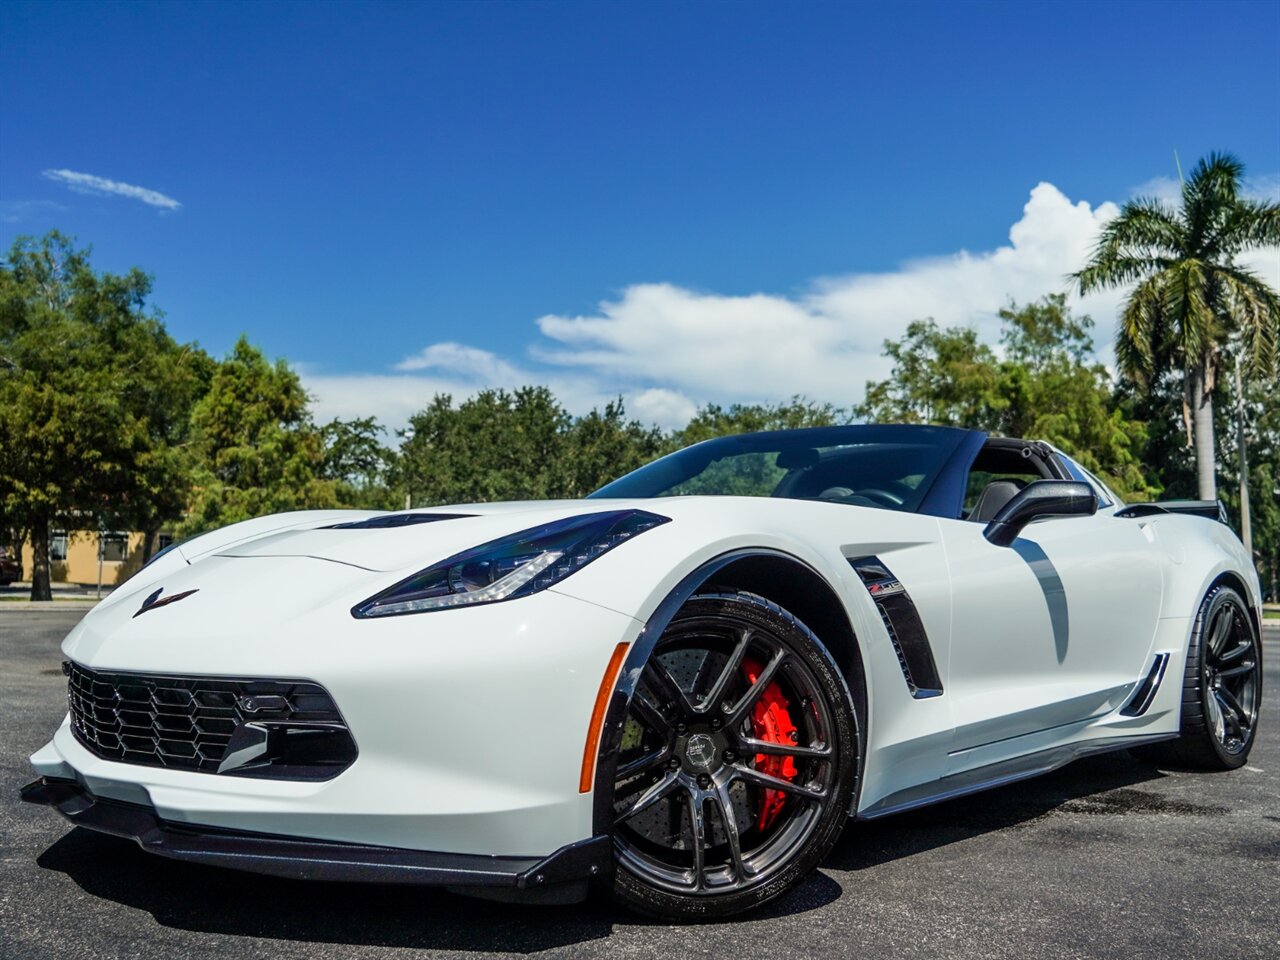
21;777;610;904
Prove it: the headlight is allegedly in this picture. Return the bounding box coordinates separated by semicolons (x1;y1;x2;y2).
352;510;670;618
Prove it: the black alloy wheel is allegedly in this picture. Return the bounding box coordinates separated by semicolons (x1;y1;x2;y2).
1138;584;1262;770
1200;588;1262;758
609;592;857;920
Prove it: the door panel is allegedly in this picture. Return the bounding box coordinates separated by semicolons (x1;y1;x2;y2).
940;511;1163;767
829;513;957;814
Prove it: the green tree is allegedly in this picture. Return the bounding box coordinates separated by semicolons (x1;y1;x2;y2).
854;320;1006;428
659;399;848;499
397;389;674;505
0;232;204;599
180;337;338;535
319;417;399;510
1218;373;1280;600
995;296;1158;501
121;344;217;563
561;400;667;497
673;397;847;447
1074;152;1280;500
857;297;1159;501
397;387;573;506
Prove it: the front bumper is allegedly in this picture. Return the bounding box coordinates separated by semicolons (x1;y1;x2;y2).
21;777;610;903
45;582;643;858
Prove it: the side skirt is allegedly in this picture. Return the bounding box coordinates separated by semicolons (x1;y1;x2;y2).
856;732;1177;820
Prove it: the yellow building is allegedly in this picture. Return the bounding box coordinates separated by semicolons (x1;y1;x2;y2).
19;530;175;587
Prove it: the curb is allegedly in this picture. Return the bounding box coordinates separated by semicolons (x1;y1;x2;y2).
0;600;102;611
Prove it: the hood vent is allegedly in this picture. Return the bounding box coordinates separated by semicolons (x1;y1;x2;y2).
324;513;475;530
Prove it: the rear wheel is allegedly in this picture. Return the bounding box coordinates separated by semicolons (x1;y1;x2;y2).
609;592;857;920
1137;584;1262;770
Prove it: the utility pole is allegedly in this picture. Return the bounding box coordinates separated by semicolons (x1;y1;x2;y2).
96;528;105;599
1235;356;1252;558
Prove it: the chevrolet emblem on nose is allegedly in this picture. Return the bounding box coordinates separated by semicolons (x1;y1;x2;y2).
133;587;199;618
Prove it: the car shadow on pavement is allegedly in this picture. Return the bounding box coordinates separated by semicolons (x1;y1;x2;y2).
824;750;1173;872
33;751;1165;949
34;828;842;950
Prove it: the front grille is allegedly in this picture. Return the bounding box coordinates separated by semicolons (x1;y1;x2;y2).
66;661;352;777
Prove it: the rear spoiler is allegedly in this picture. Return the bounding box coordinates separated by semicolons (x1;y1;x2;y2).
1115;500;1229;524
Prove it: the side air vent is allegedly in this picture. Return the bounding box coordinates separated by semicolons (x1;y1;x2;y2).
1119;653;1170;717
848;556;943;699
325;513;474;529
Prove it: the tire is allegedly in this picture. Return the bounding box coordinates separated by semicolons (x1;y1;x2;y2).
608;591;858;920
1135;584;1263;770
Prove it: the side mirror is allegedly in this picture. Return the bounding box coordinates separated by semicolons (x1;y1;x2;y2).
983;480;1097;547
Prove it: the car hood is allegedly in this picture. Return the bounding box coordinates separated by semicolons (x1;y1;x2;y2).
65;500;667;671
211;500;661;573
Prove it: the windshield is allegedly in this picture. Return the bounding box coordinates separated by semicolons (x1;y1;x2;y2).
590;424;971;513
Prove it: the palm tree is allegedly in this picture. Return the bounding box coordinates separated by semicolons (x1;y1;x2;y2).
1074;152;1280;501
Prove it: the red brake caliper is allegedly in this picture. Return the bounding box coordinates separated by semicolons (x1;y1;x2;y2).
741;656;799;831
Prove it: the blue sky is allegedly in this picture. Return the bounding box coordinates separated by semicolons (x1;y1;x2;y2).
3;0;1279;428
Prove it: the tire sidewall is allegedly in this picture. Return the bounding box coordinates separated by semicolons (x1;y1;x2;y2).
609;592;859;921
1190;586;1259;769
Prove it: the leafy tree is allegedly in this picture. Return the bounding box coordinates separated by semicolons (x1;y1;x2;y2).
1115;370;1197;499
673;397;848;447
397;387;573;505
397;389;673;505
657;399;848;498
180;337;339;535
1217;372;1280;600
854;321;1006;428
319;417;399;510
0;232;203;599
1074;152;1280;500
857;297;1160;501
994;296;1158;501
121;344;217;563
561;400;667;497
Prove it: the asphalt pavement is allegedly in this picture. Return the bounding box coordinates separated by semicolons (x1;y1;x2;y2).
2;608;1277;960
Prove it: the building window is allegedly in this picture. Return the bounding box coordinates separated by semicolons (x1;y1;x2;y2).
100;533;128;563
157;533;175;552
50;531;68;562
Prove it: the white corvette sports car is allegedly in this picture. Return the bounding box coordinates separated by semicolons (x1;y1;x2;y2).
23;424;1264;919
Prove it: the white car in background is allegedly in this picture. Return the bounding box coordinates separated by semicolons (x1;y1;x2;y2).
23;424;1264;919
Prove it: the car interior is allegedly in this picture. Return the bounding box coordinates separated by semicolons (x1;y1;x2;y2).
766;436;1074;521
771;444;942;510
961;438;1067;522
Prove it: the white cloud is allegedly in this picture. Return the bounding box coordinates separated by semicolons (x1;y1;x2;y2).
42;168;181;210
533;182;1124;401
1245;173;1280;202
302;355;652;434
628;388;700;428
1131;175;1183;206
394;342;523;380
0;199;67;223
1132;171;1280;205
300;178;1279;436
535;283;887;404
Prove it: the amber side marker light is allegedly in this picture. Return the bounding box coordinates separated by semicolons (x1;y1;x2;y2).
580;642;630;794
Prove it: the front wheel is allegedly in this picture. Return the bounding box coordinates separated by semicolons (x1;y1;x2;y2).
608;592;858;920
1137;584;1263;770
